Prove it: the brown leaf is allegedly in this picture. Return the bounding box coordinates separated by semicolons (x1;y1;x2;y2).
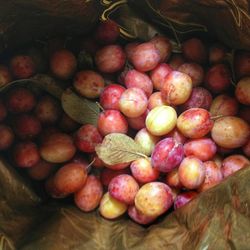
61;88;99;126
0;74;63;99
95;133;148;165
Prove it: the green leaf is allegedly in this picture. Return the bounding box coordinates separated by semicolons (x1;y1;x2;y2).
0;74;63;99
95;133;148;165
61;88;99;125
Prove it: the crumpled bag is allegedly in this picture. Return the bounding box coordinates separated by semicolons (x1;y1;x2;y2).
0;1;249;249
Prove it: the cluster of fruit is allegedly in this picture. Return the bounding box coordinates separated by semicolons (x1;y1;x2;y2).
0;20;249;225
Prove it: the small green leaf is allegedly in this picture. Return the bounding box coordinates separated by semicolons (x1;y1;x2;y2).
61;88;99;125
95;133;148;165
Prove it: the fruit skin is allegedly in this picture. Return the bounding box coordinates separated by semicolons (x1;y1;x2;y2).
74;124;102;153
151;138;184;173
178;63;204;87
146;105;177;136
94;20;119;45
169;54;186;70
211;116;250;149
234;50;250;79
174;191;198;210
0;125;14;151
222;154;250;178
130;158;160;184
119;87;148;118
177;108;214;139
6;87;36;113
205;64;231;94
14;114;42;140
148;91;169;110
128;205;156;225
135;182;173;217
40;133;76;163
209;94;239;117
165;167;182;189
27;159;54;181
50;49;77;80
131;42;161;72
150;63;173;91
179;87;212;112
73;70;105;99
165;127;187;145
134;128;160;156
209;44;226;64
99;192;127;219
10;55;36;79
0;65;12;86
100;84;125;110
45;175;67;199
198;161;223;192
35;95;62;124
13;141;40;168
124;69;153;98
182;38;207;64
235;77;250;105
100;168;130;187
243;139;250;157
183;138;217;161
161;71;193;105
95;45;126;73
54;163;87;196
74;175;103;212
178;156;206;190
150;35;172;62
108;174;139;205
126;109;148;131
97;110;128;136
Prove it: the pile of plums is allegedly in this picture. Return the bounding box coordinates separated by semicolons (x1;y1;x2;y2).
0;19;249;225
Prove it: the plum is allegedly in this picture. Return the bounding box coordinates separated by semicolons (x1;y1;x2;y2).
161;71;192;105
108;174;139;205
130;158;159;184
40;133;76;163
135;182;173;217
222;154;250;178
146;105;177;136
151;138;184;173
74;124;102;153
99;192;127;219
95;45;126;73
73;70;105;99
178;156;206;189
74;175;103;212
53;163;87;196
211;116;250;149
131;42;160;72
50;49;77;80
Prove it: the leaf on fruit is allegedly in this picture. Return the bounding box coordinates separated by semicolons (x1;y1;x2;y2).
95;133;147;165
61;88;99;125
0;74;64;99
31;74;64;98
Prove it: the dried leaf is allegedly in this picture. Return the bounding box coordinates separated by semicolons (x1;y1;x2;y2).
95;133;147;165
61;88;99;125
0;74;63;99
31;74;64;99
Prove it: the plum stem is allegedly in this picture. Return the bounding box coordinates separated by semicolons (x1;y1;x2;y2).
96;102;105;112
211;114;224;120
86;158;96;173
